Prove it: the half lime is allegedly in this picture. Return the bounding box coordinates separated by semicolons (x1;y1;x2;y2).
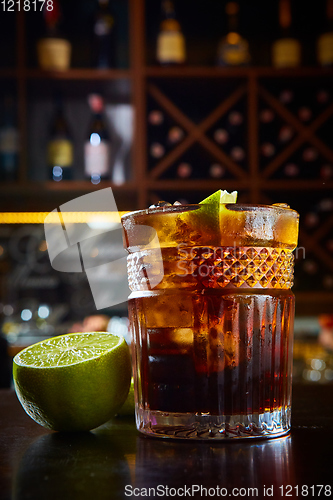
13;332;131;432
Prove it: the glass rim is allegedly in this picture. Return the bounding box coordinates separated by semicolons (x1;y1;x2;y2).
121;203;299;220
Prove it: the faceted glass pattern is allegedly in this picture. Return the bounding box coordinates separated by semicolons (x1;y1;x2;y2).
128;246;294;291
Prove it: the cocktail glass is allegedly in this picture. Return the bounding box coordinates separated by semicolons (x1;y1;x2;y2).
121;202;299;440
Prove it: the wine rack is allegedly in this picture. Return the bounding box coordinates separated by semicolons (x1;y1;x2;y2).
143;70;333;311
0;0;332;313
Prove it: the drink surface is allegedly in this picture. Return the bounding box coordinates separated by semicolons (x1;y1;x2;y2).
122;203;299;251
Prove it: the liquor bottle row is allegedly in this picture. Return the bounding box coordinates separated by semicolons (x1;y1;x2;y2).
156;0;333;68
48;93;112;183
36;0;117;70
2;83;331;183
0;92;132;184
32;0;333;71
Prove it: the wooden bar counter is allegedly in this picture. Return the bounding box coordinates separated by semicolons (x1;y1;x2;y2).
0;385;333;500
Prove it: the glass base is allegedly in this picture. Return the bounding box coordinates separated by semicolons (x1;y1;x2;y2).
136;406;291;441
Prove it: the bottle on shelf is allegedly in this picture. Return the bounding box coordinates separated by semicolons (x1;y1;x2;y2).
156;0;186;66
281;145;323;180
84;94;111;184
299;106;313;123
290;146;321;179
283;162;300;177
278;124;294;144
92;0;116;69
214;128;229;145
47;92;74;182
37;0;71;71
150;142;165;159
147;108;166;161
316;88;331;105
272;0;301;68
0;95;19;182
176;162;192;178
230;145;245;161
216;2;250;67
148;110;164;126
214;109;245;163
259;107;277;160
167;126;184;146
317;0;333;67
209;163;226;179
279;88;294;104
320;163;333;179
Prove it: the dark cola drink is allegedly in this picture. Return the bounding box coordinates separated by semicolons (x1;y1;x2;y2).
122;201;299;440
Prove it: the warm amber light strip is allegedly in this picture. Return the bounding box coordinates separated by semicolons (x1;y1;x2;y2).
0;212;129;224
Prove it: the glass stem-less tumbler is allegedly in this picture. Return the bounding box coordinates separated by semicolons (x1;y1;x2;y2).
121;203;299;440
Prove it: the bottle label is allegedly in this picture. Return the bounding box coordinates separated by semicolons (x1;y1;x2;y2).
157;31;186;63
317;32;333;66
48;139;73;167
37;38;71;71
272;38;301;68
0;127;18;154
218;40;250;66
94;15;114;36
84;140;110;176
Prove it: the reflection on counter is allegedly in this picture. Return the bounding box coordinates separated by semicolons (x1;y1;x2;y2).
14;419;296;499
134;433;295;493
13;422;136;500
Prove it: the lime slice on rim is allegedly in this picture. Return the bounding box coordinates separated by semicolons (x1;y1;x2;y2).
176;189;238;246
13;332;131;432
199;189;238;206
199;189;238;231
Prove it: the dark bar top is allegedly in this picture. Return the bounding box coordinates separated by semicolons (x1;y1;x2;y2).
1;385;333;500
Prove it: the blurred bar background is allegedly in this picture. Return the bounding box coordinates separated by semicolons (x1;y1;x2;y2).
0;0;333;386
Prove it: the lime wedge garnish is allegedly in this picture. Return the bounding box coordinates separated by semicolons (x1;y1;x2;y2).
199;189;238;205
176;190;238;245
198;189;238;238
